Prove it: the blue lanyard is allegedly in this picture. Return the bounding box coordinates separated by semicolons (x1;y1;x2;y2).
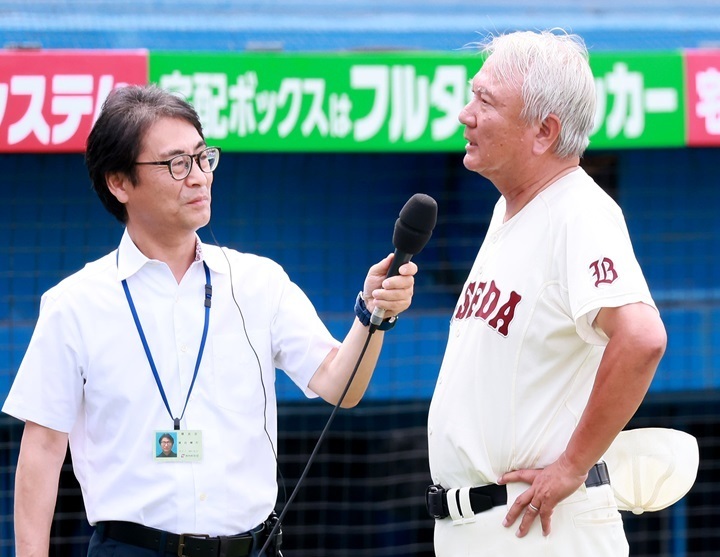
121;259;212;430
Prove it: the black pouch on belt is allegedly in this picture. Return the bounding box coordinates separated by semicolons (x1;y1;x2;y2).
253;512;283;557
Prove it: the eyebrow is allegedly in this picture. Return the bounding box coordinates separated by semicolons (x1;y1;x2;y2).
158;140;207;159
471;82;496;102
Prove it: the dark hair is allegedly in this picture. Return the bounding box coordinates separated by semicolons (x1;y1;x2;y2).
85;85;205;223
159;433;175;445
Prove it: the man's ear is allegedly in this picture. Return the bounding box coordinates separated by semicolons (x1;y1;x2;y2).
533;113;562;156
106;172;130;204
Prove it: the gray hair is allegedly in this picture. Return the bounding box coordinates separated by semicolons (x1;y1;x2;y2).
477;29;596;158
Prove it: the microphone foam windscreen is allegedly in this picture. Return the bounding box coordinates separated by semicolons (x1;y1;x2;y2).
392;193;438;254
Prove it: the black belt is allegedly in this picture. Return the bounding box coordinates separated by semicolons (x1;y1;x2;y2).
426;461;610;520
97;520;267;557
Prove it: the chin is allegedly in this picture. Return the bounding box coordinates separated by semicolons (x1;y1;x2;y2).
462;154;480;172
196;208;211;226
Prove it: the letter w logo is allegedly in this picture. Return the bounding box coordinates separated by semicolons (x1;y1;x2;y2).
589;257;618;287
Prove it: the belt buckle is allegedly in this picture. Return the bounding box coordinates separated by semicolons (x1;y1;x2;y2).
177;533;210;557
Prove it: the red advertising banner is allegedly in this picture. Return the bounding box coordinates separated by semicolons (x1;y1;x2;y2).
0;50;148;152
685;50;720;146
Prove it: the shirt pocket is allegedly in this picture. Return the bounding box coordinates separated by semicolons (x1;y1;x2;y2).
210;332;271;413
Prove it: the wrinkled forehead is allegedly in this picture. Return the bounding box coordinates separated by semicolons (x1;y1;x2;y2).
476;56;523;92
469;61;522;104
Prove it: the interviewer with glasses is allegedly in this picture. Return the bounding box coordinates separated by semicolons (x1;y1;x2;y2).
3;84;418;557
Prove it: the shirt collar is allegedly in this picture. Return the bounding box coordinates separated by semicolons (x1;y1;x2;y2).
115;229;229;281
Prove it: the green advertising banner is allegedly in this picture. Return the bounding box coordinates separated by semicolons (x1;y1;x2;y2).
588;52;685;148
150;50;687;152
151;52;481;152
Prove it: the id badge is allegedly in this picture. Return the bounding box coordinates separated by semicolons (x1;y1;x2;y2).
154;430;203;462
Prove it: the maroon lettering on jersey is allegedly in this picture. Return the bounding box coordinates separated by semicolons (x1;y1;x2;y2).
589;257;618;287
454;281;487;319
468;281;486;317
475;280;500;319
453;279;522;336
487;291;522;336
455;282;475;319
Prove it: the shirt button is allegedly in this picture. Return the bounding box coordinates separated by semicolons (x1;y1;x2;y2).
199;493;207;501
428;427;433;436
180;344;188;353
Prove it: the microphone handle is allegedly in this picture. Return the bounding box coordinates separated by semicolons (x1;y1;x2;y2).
370;250;413;326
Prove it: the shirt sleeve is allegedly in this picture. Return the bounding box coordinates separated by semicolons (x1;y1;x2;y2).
270;272;341;398
2;291;85;432
564;202;657;345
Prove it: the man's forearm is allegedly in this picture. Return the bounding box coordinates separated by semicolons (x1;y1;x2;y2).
564;305;666;474
14;422;68;556
309;318;384;408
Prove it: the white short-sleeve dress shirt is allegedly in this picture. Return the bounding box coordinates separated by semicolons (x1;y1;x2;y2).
2;230;341;535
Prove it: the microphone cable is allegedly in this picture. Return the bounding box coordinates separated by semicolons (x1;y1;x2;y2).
258;326;377;557
211;190;437;555
207;224;289;511
206;224;378;557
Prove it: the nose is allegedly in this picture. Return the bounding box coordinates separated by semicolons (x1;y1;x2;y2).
185;158;209;186
458;102;475;127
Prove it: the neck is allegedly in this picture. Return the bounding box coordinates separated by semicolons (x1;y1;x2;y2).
126;226;197;283
499;159;579;222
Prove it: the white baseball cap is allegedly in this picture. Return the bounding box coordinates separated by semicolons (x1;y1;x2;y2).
602;427;699;515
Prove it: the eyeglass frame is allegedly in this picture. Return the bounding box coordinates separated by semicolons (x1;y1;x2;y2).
134;146;222;180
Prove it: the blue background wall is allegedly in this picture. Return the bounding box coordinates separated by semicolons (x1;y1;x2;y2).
3;148;718;402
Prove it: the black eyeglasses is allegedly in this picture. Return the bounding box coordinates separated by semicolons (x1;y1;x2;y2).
134;147;221;180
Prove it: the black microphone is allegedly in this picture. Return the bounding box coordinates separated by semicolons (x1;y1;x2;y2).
370;193;438;328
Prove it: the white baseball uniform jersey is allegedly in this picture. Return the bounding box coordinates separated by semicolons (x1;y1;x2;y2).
427;168;656;554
